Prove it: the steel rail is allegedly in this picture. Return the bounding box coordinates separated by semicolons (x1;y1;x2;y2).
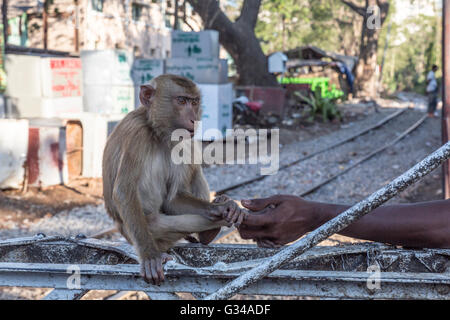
215;108;407;195
299;114;428;197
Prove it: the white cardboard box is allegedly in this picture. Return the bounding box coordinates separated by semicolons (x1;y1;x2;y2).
131;59;165;86
7;96;83;118
171;30;219;59
194;83;233;141
0;119;29;189
81;50;134;86
5;54;83;117
132;59;165;109
83;85;135;115
165;58;228;84
6;55;83;98
40;58;83;98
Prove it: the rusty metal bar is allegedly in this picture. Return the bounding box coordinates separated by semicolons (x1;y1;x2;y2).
206;141;450;300
43;289;87;300
0;262;449;300
443;0;450;198
1;237;450;299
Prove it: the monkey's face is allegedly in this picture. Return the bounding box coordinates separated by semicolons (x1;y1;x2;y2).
143;75;202;137
172;94;201;136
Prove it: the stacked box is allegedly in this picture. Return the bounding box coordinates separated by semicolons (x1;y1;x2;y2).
81;50;135;114
0;119;28;189
131;59;165;108
165;58;228;84
171;30;219;59
5;54;83;118
194;84;233;141
170;31;232;141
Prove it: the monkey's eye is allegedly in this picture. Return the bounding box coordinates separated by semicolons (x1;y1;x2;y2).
176;96;187;105
191;98;200;107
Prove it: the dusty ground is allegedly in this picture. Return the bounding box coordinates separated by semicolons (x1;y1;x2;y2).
0;178;103;234
0;94;445;299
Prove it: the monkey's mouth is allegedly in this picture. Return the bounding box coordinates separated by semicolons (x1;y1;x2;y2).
187;129;195;136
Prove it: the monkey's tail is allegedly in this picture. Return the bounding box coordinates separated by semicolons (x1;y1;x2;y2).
90;227;118;239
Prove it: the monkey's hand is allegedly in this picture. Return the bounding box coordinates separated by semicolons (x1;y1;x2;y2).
212;195;249;227
140;253;173;285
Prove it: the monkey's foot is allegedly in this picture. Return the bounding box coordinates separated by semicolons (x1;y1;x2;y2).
198;228;221;245
140;253;173;286
256;239;282;249
184;235;200;243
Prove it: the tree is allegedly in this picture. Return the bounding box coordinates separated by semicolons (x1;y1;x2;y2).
186;0;278;86
341;0;390;98
255;0;362;56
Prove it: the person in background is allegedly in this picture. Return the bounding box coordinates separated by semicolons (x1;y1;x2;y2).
426;65;439;118
332;61;355;99
238;195;450;249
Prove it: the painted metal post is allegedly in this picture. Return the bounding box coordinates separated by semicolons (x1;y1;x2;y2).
443;0;450;198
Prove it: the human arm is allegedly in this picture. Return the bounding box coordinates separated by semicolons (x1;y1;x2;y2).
238;195;450;249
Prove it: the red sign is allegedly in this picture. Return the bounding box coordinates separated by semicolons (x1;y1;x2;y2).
46;58;82;98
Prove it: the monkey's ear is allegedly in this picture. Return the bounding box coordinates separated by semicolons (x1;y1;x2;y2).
139;84;155;107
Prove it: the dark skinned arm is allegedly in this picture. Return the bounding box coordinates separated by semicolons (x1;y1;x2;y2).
238;195;450;249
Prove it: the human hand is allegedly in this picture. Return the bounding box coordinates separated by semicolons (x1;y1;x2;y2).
238;195;324;248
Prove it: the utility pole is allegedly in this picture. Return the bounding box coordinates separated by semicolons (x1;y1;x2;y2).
43;0;48;51
442;0;450;198
173;0;179;30
2;0;8;46
74;0;79;52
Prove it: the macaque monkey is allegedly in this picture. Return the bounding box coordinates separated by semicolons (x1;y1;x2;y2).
102;74;247;285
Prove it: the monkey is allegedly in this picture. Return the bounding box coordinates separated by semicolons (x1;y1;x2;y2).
102;74;247;285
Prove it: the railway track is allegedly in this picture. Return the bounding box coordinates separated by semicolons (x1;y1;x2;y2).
214;108;428;199
213;109;428;243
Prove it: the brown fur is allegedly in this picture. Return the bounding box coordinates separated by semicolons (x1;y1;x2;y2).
102;75;243;284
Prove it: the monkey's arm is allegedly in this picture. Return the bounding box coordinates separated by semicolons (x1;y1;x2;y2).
164;188;248;225
180;168;224;245
112;159;166;285
164;167;245;223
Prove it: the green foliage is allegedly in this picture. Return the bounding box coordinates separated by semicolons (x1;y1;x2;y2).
379;12;441;94
254;0;441;95
255;0;361;54
295;89;341;123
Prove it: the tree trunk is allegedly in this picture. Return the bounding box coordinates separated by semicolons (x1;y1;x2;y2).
187;0;278;86
341;0;389;98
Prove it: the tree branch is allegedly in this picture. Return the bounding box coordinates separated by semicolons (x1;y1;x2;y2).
236;0;261;29
377;0;390;23
186;0;233;30
340;0;366;16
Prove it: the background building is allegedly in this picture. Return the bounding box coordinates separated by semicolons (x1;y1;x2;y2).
2;0;203;57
